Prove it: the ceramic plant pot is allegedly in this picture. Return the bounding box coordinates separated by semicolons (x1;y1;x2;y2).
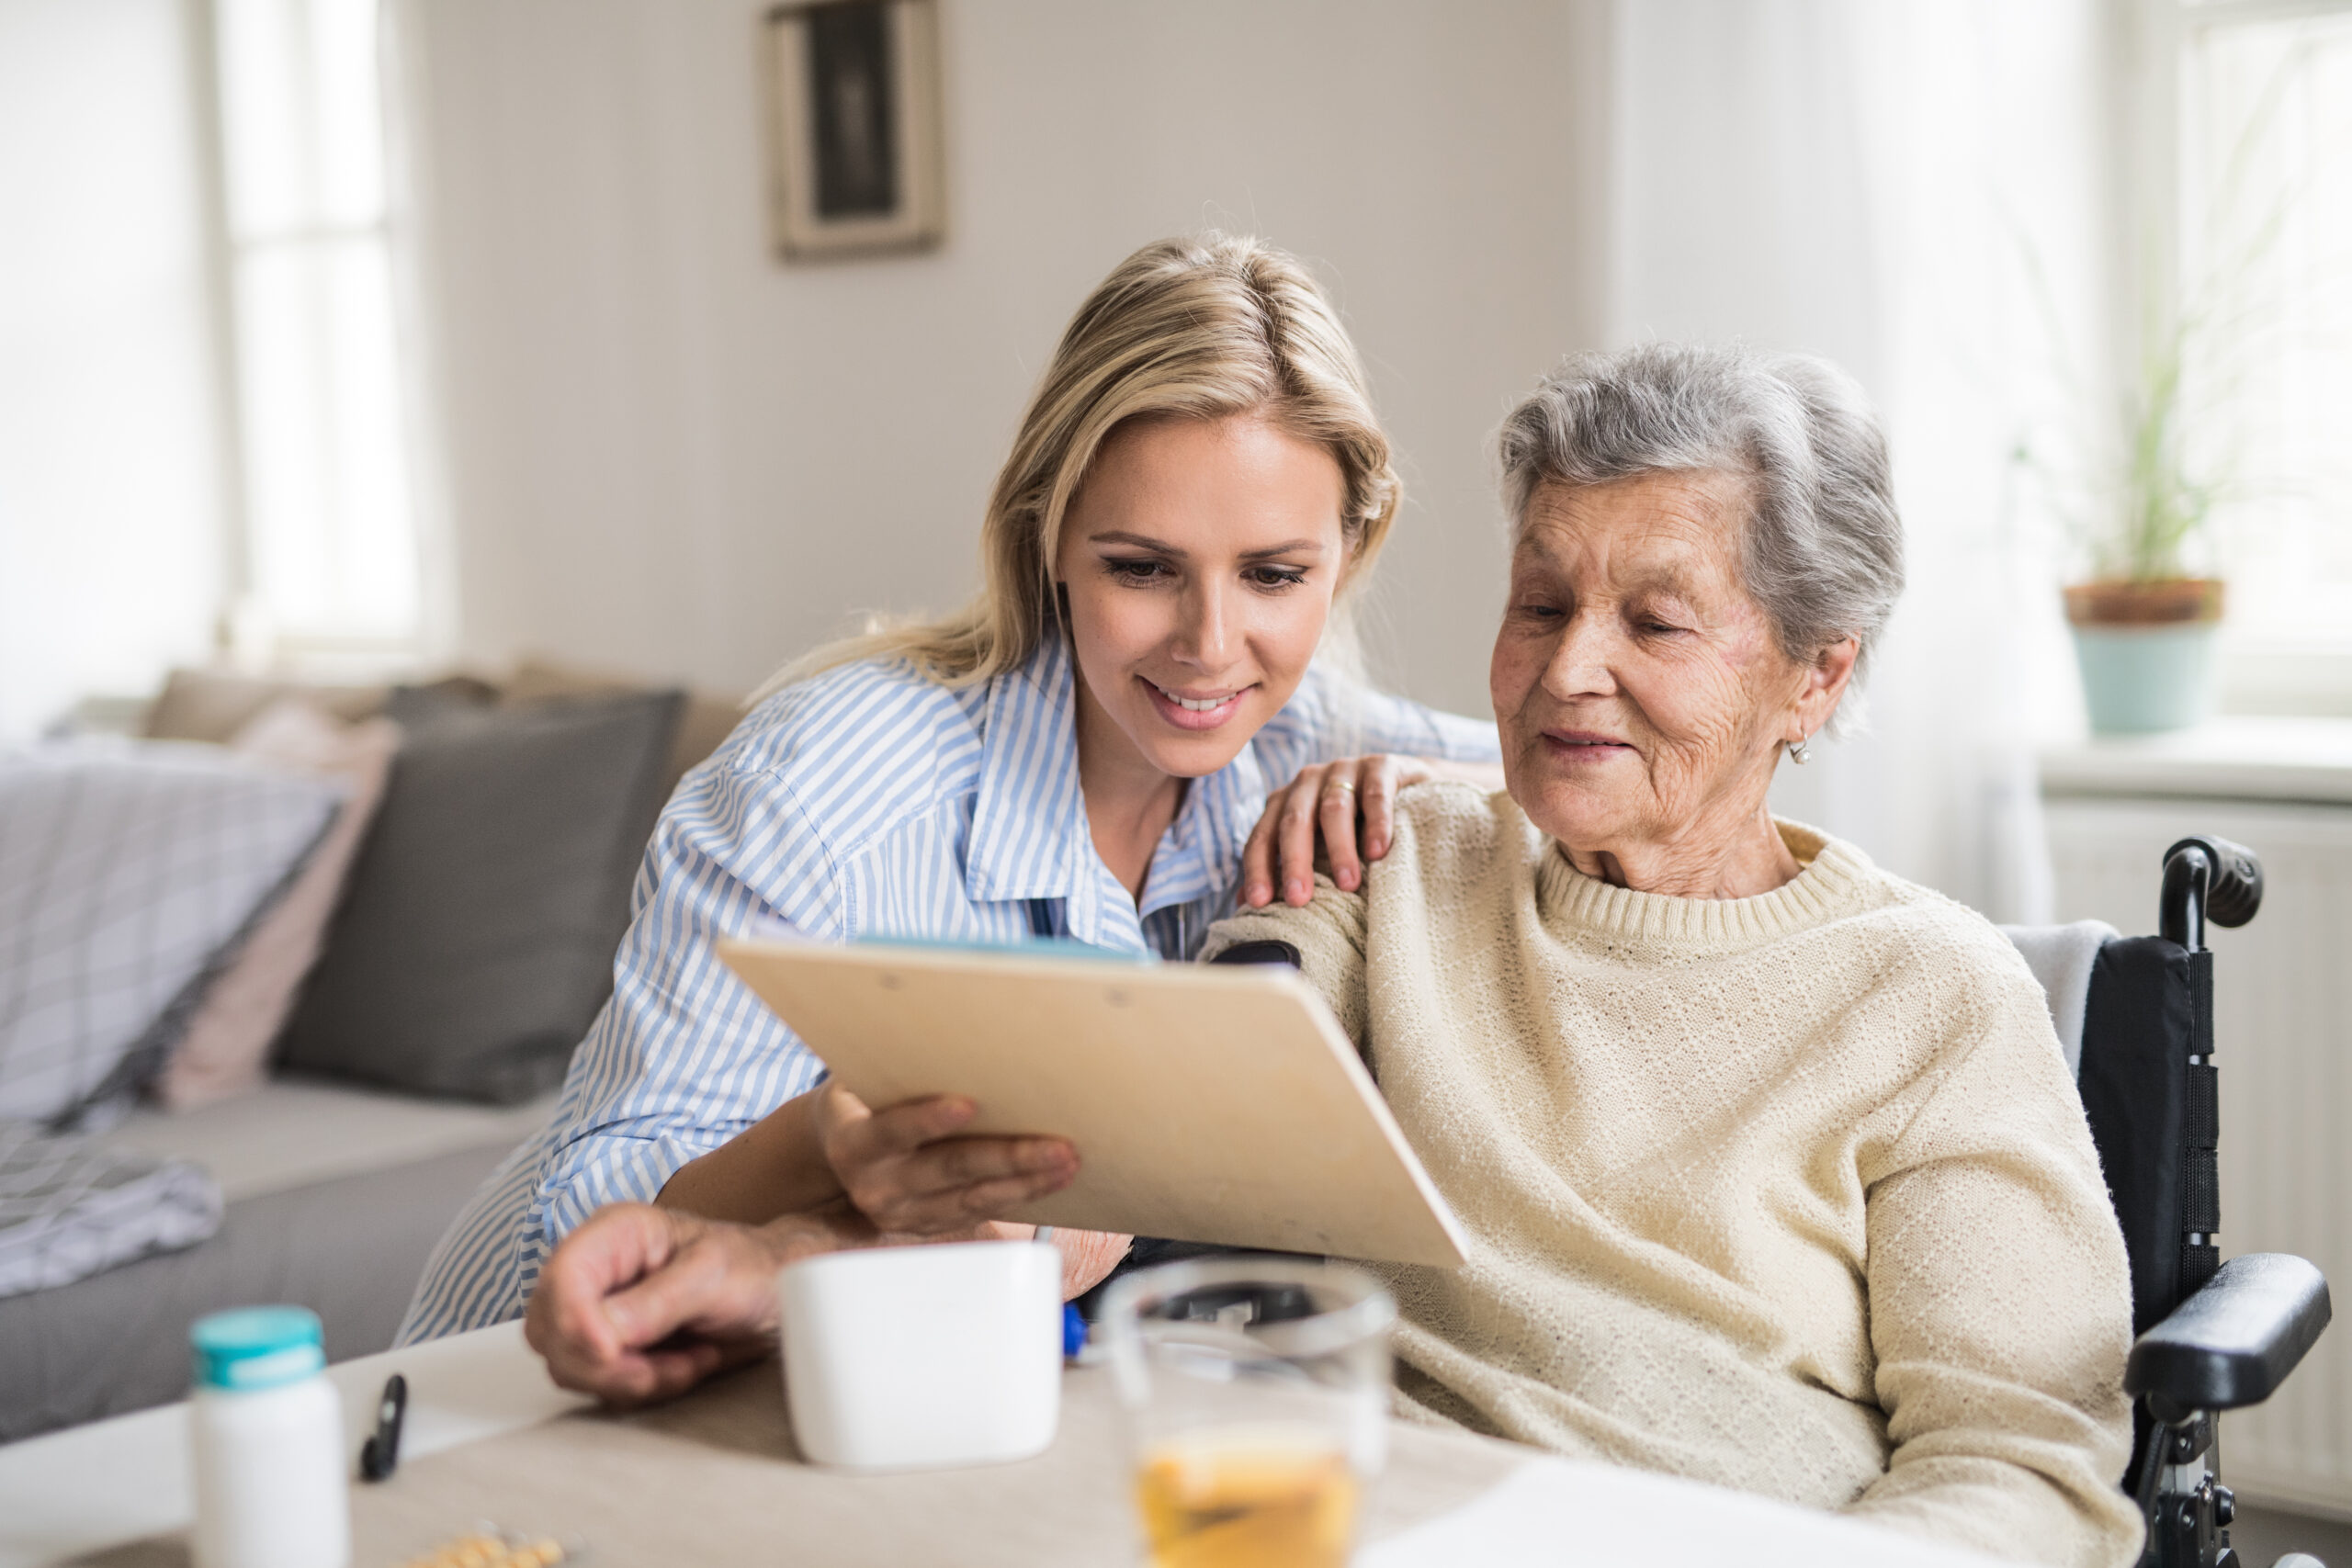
2063;578;2225;736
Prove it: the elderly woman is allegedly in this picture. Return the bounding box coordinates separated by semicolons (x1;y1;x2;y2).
1203;343;2141;1567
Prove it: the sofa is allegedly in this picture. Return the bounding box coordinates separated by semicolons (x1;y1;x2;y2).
0;661;742;1442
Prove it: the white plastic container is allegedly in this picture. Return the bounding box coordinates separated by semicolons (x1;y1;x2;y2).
187;1306;350;1568
776;1238;1062;1472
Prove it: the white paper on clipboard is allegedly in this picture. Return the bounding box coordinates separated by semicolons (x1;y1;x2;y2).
717;938;1469;1269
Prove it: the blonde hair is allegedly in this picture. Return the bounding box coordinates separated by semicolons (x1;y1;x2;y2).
766;233;1400;694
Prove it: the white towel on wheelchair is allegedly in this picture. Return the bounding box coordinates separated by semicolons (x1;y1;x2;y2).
2000;919;2120;1077
0;1119;222;1298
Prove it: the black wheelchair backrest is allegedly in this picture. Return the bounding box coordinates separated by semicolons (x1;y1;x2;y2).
2076;836;2260;1338
2078;935;2211;1337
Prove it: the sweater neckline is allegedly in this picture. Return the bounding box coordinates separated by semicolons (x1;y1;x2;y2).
1532;818;1876;947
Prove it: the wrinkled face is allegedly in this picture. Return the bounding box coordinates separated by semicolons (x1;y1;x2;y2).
1490;473;1813;857
1055;413;1348;781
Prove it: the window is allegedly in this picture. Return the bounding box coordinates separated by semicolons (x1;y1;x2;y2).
209;0;424;660
0;0;226;738
2172;1;2352;711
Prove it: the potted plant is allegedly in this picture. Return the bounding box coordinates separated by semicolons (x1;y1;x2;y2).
2063;326;2228;736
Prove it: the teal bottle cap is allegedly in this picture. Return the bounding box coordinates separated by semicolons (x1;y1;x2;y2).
191;1306;326;1393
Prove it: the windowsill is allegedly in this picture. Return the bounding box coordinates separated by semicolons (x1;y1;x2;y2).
2220;643;2352;720
2041;716;2352;806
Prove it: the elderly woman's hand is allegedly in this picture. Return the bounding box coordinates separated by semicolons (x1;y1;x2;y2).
532;1091;1128;1406
1244;754;1502;908
526;1201;872;1405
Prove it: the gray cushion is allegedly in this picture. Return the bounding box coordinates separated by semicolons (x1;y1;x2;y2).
0;742;343;1127
275;688;683;1104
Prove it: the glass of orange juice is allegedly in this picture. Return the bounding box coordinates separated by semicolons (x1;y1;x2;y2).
1099;1258;1395;1568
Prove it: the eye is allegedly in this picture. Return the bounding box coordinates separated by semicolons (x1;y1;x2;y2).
1245;565;1308;590
1105;558;1170;583
1631;603;1690;635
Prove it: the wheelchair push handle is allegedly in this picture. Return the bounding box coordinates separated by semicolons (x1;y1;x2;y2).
2160;836;2263;952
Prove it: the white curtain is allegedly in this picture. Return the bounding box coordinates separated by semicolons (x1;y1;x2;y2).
1601;0;2115;919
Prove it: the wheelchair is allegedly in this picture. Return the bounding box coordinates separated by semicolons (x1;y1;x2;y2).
2011;836;2334;1568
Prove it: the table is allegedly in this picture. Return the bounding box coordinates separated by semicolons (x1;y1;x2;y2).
0;1325;2002;1567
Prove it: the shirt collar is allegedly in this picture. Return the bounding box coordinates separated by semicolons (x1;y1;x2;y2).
964;635;1085;907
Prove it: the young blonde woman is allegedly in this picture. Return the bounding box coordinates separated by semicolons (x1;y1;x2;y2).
401;235;1501;1388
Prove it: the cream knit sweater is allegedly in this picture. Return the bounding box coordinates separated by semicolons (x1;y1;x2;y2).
1203;784;2143;1568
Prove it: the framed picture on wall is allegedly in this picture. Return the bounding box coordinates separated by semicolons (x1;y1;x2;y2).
762;0;945;261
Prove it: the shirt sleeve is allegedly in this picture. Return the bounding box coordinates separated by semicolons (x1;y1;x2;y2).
1255;663;1500;782
520;761;847;1286
1847;964;2144;1568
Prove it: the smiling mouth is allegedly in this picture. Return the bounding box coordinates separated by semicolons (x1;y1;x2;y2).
1153;683;1240;712
1543;729;1635;755
1143;679;1251;730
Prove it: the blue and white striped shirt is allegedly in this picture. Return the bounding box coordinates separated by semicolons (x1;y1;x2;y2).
399;636;1496;1342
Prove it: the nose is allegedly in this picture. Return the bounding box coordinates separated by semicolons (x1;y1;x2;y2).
1172;577;1237;672
1543;610;1618;700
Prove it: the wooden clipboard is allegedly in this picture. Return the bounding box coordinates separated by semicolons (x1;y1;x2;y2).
717;938;1469;1269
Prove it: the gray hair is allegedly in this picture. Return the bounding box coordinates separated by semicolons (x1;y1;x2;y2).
1496;342;1905;733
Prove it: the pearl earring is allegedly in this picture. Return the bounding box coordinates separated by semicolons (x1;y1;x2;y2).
1786;732;1813;765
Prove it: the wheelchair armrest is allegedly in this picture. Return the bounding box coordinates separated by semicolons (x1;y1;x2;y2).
2126;1252;2331;1416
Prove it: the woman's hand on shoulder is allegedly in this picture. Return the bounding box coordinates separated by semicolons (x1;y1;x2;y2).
1246;754;1423;908
1244;754;1502;908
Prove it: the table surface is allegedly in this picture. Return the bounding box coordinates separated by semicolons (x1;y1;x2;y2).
0;1324;2003;1568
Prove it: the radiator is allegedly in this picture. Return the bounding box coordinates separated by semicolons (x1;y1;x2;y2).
2044;794;2352;1515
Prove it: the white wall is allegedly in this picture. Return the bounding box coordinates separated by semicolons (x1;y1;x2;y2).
397;0;1608;716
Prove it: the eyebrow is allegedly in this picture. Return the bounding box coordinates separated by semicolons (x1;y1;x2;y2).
1620;566;1702;598
1085;530;1329;561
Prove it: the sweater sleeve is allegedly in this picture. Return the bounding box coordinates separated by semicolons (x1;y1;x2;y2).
1199;873;1372;1055
1849;959;2144;1568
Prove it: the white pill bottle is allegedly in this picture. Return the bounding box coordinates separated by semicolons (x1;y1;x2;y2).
188;1306;350;1568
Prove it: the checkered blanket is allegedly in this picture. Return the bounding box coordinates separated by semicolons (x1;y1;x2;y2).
0;1120;221;1298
